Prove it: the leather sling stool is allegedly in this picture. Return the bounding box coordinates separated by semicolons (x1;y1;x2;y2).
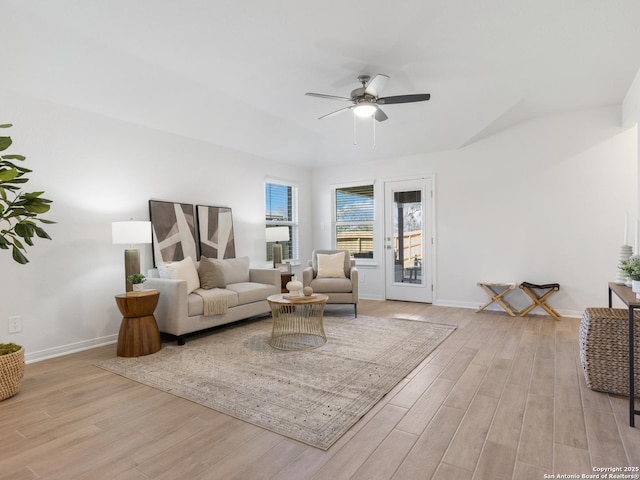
519;282;561;321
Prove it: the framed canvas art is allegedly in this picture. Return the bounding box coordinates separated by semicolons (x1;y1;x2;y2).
148;200;198;265
197;205;235;259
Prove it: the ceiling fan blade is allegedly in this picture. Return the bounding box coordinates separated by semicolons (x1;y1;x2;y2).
374;108;388;122
377;93;431;105
318;106;353;120
305;92;353;102
364;74;389;97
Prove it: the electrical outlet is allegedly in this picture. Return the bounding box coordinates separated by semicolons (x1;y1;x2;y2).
8;315;22;333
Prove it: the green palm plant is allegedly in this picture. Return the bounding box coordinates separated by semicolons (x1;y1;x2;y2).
0;124;54;264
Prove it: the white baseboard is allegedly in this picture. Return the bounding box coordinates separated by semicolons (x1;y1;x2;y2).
433;299;582;318
359;294;386;301
433;299;479;310
26;335;117;364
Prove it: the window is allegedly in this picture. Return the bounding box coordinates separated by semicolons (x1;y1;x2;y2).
265;181;298;263
335;184;374;259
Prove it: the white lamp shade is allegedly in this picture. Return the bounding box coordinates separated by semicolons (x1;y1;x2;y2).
265;226;290;243
112;221;152;245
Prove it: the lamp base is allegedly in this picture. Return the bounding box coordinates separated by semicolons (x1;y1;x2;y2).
124;248;141;292
272;243;282;268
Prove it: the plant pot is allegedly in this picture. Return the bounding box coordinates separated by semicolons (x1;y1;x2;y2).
632;280;640;299
132;283;144;292
0;346;25;401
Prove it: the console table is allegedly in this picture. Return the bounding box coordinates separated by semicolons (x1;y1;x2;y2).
607;282;640;427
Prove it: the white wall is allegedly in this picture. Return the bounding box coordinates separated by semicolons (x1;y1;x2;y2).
0;93;312;362
311;105;637;316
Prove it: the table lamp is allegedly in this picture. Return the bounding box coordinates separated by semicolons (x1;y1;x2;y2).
266;226;289;268
112;219;152;292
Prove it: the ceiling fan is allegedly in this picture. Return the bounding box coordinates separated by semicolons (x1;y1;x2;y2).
305;74;430;122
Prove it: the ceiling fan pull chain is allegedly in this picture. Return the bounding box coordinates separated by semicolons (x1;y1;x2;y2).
373;116;376;148
353;113;357;145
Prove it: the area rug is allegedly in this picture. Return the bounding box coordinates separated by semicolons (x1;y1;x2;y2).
98;315;455;449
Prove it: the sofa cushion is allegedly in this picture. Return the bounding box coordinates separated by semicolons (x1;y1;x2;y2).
221;256;251;284
164;256;200;294
226;282;279;305
310;277;353;293
316;252;347;278
198;256;227;289
187;289;239;316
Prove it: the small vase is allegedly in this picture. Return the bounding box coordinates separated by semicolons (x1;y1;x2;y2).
632;280;640;299
132;283;144;292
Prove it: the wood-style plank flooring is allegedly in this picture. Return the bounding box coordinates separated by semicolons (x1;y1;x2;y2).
1;300;639;479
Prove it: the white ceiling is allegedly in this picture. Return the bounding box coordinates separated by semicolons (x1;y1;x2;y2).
4;0;640;167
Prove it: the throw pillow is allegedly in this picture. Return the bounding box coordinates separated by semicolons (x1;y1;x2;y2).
165;256;200;294
157;263;170;279
316;252;346;278
198;256;227;289
222;256;251;284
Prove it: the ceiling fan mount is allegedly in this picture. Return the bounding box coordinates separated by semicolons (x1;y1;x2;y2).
357;74;371;85
306;74;430;122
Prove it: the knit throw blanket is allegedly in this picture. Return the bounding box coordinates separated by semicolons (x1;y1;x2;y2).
195;288;229;315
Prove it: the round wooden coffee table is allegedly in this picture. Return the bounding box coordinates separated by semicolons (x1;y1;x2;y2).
266;294;328;350
115;290;161;357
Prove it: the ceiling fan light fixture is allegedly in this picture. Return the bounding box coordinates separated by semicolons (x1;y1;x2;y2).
353;103;377;118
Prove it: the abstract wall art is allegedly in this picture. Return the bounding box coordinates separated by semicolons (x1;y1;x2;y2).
196;205;235;259
149;200;198;265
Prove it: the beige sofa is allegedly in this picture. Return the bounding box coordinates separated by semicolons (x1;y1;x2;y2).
145;256;280;344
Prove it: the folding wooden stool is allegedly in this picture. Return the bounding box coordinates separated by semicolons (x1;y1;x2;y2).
519;282;561;320
476;282;519;316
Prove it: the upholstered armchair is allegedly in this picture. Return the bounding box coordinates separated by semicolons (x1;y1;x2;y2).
303;249;359;317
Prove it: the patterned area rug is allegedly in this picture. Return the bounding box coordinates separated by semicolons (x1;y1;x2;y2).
98;315;455;449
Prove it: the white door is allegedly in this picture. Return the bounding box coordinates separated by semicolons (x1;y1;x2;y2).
384;178;433;302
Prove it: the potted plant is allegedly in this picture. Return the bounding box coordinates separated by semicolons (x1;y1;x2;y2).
0;124;53;400
619;256;640;298
0;343;24;401
0;124;54;264
127;273;146;292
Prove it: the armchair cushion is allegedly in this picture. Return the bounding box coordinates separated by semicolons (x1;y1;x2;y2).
316;251;347;278
309;277;353;293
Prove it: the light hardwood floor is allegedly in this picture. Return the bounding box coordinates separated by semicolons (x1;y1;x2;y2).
1;300;639;479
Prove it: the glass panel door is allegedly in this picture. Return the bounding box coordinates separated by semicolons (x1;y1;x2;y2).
385;178;433;303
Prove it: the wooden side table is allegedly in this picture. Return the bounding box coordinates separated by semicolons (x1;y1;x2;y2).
281;273;293;293
115;290;161;357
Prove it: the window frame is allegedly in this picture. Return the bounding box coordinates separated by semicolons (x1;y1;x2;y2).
333;181;376;265
265;179;299;264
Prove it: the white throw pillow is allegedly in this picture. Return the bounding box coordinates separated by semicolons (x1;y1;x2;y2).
165;256;200;294
222;256;251;284
316;252;346;278
157;263;170;279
